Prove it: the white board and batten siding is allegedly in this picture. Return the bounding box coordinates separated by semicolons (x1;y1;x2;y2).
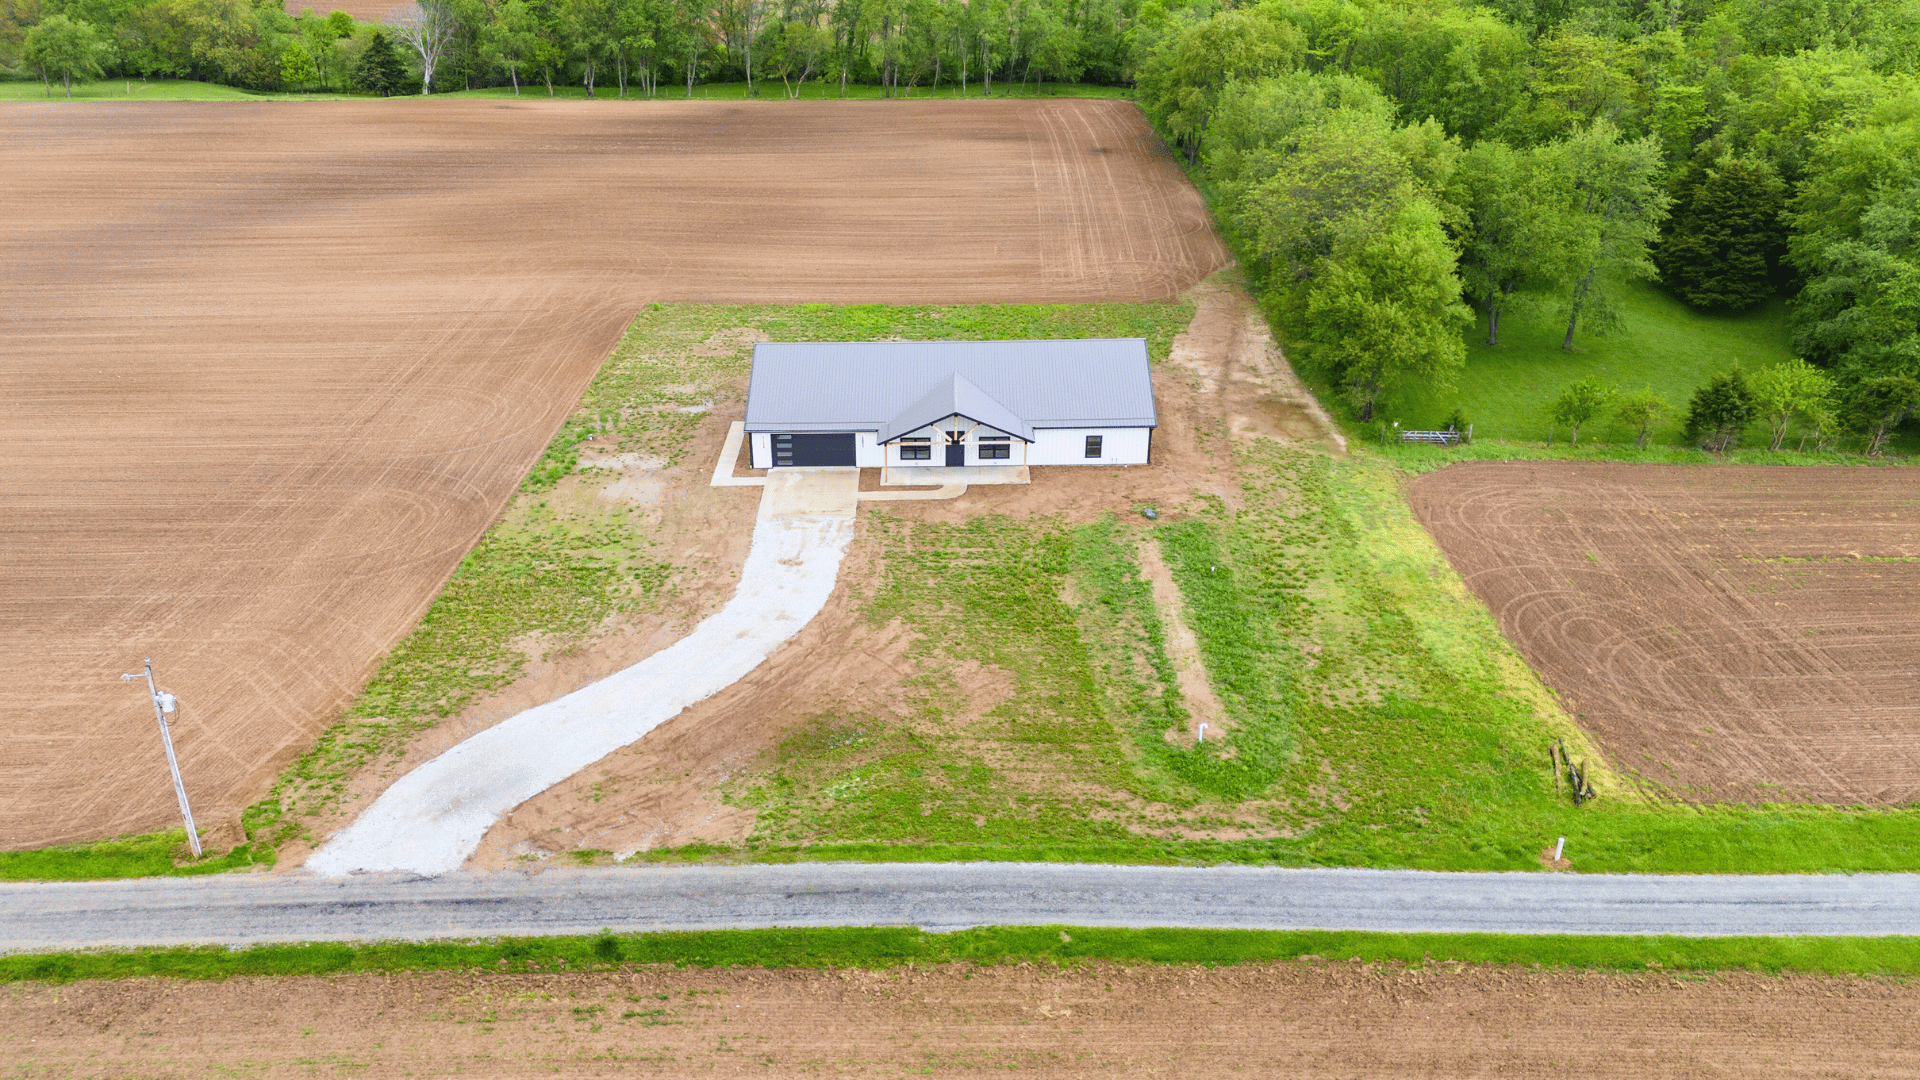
744;338;1158;470
1028;426;1149;466
748;426;1150;469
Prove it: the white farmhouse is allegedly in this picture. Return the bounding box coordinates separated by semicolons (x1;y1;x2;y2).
744;339;1157;475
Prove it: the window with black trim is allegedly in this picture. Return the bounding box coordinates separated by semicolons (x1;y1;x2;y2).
978;435;1011;460
898;437;932;461
1084;435;1103;458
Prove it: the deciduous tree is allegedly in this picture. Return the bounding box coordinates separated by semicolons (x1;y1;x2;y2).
389;0;457;93
281;41;317;87
1748;359;1836;451
1134;8;1305;166
1457;139;1583;346
1614;387;1671;449
1547;375;1616;446
1297;199;1472;421
1553;120;1670;351
24;13;109;96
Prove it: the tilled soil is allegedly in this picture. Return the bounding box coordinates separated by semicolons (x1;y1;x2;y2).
0;99;1224;848
4;961;1915;1077
1410;461;1920;805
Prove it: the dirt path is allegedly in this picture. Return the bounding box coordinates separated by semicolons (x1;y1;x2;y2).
5;962;1913;1078
1411;461;1920;805
0;99;1225;849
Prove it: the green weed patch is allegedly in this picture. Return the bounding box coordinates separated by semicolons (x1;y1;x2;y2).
0;831;265;882
6;926;1918;983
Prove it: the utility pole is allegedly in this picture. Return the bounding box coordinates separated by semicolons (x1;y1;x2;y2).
122;658;201;857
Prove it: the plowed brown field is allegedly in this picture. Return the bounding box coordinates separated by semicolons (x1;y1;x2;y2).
5;962;1915;1077
0;99;1225;849
1410;461;1920;805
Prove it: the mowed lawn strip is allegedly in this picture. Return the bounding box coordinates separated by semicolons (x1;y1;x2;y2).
0;79;1129;103
1310;279;1920;461
6;927;1919;983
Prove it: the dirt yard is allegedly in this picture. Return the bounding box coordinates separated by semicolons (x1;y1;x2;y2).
5;961;1914;1077
1410;461;1920;806
0;99;1225;849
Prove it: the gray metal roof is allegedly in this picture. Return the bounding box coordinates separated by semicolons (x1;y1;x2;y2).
877;373;1034;443
744;339;1157;434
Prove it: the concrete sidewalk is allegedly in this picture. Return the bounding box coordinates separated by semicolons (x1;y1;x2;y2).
308;470;860;877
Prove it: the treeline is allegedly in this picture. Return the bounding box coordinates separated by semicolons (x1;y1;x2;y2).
0;0;1139;97
1134;0;1920;451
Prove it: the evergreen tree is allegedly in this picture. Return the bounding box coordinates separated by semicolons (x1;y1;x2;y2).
353;30;407;96
1846;375;1920;457
1684;368;1757;451
1656;153;1788;311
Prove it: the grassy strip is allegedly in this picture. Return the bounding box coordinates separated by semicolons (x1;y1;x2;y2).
1369;439;1920;472
0;78;1127;103
6;926;1918;983
438;80;1133;101
0;831;266;883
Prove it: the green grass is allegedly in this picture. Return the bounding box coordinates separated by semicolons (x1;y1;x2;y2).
6;926;1918;983
1386;281;1797;444
0;830;267;882
1365;280;1920;458
0;77;356;101
434;79;1133;101
0;77;1127;103
714;441;1920;873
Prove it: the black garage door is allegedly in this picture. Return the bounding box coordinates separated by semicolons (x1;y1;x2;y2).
770;432;855;467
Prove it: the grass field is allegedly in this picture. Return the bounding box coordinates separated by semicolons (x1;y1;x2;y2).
1362;280;1920;458
438;79;1133;101
0;77;1127;103
7;926;1919;982
0;78;351;101
712;439;1920;874
1384;281;1798;444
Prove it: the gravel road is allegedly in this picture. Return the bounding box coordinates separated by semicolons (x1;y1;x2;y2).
5;863;1916;952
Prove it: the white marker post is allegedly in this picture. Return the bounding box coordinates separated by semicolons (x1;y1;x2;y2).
122;658;201;857
1554;836;1566;862
1197;722;1208;743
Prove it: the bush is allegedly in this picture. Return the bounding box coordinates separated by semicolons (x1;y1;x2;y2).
1683;368;1754;451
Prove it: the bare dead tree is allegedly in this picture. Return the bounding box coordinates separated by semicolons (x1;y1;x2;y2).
388;1;459;95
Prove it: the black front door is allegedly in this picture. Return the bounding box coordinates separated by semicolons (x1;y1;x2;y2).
945;442;965;467
771;432;856;467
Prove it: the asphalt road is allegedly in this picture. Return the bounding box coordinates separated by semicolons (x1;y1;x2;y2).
4;863;1918;951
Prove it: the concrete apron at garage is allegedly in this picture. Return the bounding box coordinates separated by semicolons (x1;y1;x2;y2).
307;469;860;877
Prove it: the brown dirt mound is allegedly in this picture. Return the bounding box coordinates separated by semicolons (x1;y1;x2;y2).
1410;461;1920;805
4;962;1914;1077
0;99;1225;849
